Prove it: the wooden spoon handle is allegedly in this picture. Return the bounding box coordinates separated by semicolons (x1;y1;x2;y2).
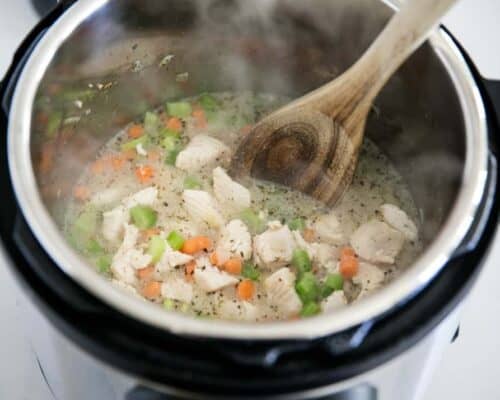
346;0;459;108
293;0;459;127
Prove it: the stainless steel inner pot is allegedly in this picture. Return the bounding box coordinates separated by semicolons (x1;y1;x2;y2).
7;0;488;339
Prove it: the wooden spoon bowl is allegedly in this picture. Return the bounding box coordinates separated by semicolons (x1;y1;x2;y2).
231;0;458;205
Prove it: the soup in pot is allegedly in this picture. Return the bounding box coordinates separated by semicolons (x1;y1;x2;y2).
65;92;421;321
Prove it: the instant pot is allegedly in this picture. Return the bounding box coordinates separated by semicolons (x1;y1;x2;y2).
1;0;498;399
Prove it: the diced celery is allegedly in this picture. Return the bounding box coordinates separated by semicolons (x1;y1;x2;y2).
96;254;112;274
86;239;104;255
148;235;166;263
183;176;201;190
130;205;157;229
295;272;319;303
166;101;192;118
46;111;63;138
121;135;148;151
144;111;161;136
288;217;306;231
161;135;180;152
71;209;98;243
300;302;320;317
242;262;260;281
165;149;181;166
199;93;219;112
239;208;265;234
292;249;312;274
167;230;185;251
160;128;180;138
163;299;175;310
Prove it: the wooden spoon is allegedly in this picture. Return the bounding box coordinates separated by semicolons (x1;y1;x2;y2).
230;0;458;205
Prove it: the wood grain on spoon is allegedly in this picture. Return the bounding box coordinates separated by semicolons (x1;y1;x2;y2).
231;0;459;205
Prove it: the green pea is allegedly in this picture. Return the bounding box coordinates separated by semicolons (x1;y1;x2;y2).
300;302;321;317
292;249;312;274
295;272;319;303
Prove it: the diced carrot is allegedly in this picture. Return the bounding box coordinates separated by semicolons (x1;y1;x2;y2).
142;281;162;299
137;265;155;280
223;258;242;275
73;185;90;201
185;260;196;282
340;247;356;258
302;228;316;242
39;142;55;174
111;155;125;171
239;124;253;136
140;228;161;242
128;124;144;139
166;117;182;133
135;165;154;183
237;279;255;301
209;251;219;266
122;148;136;161
192;108;207;129
196;236;212;251
339;255;359;278
147;150;161;162
181;236;213;255
181;238;199;255
91;158;107;175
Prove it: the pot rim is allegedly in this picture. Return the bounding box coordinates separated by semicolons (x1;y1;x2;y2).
7;0;489;340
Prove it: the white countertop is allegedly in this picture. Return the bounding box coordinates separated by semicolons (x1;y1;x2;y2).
0;1;498;399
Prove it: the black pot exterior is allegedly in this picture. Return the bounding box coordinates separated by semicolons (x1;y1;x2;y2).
0;6;499;399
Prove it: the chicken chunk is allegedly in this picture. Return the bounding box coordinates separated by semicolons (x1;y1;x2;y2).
350;220;404;264
216;219;252;264
219;299;258;322
123;186;158;209
102;187;158;243
175;134;230;172
253;222;295;269
156;244;193;274
102;205;128;243
379;204;418;241
311;212;344;244
194;257;239;292
212;167;251;213
111;224;152;284
161;277;193;303
321;291;347;312
311;243;339;267
264;267;302;318
353;262;385;299
182;189;225;228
